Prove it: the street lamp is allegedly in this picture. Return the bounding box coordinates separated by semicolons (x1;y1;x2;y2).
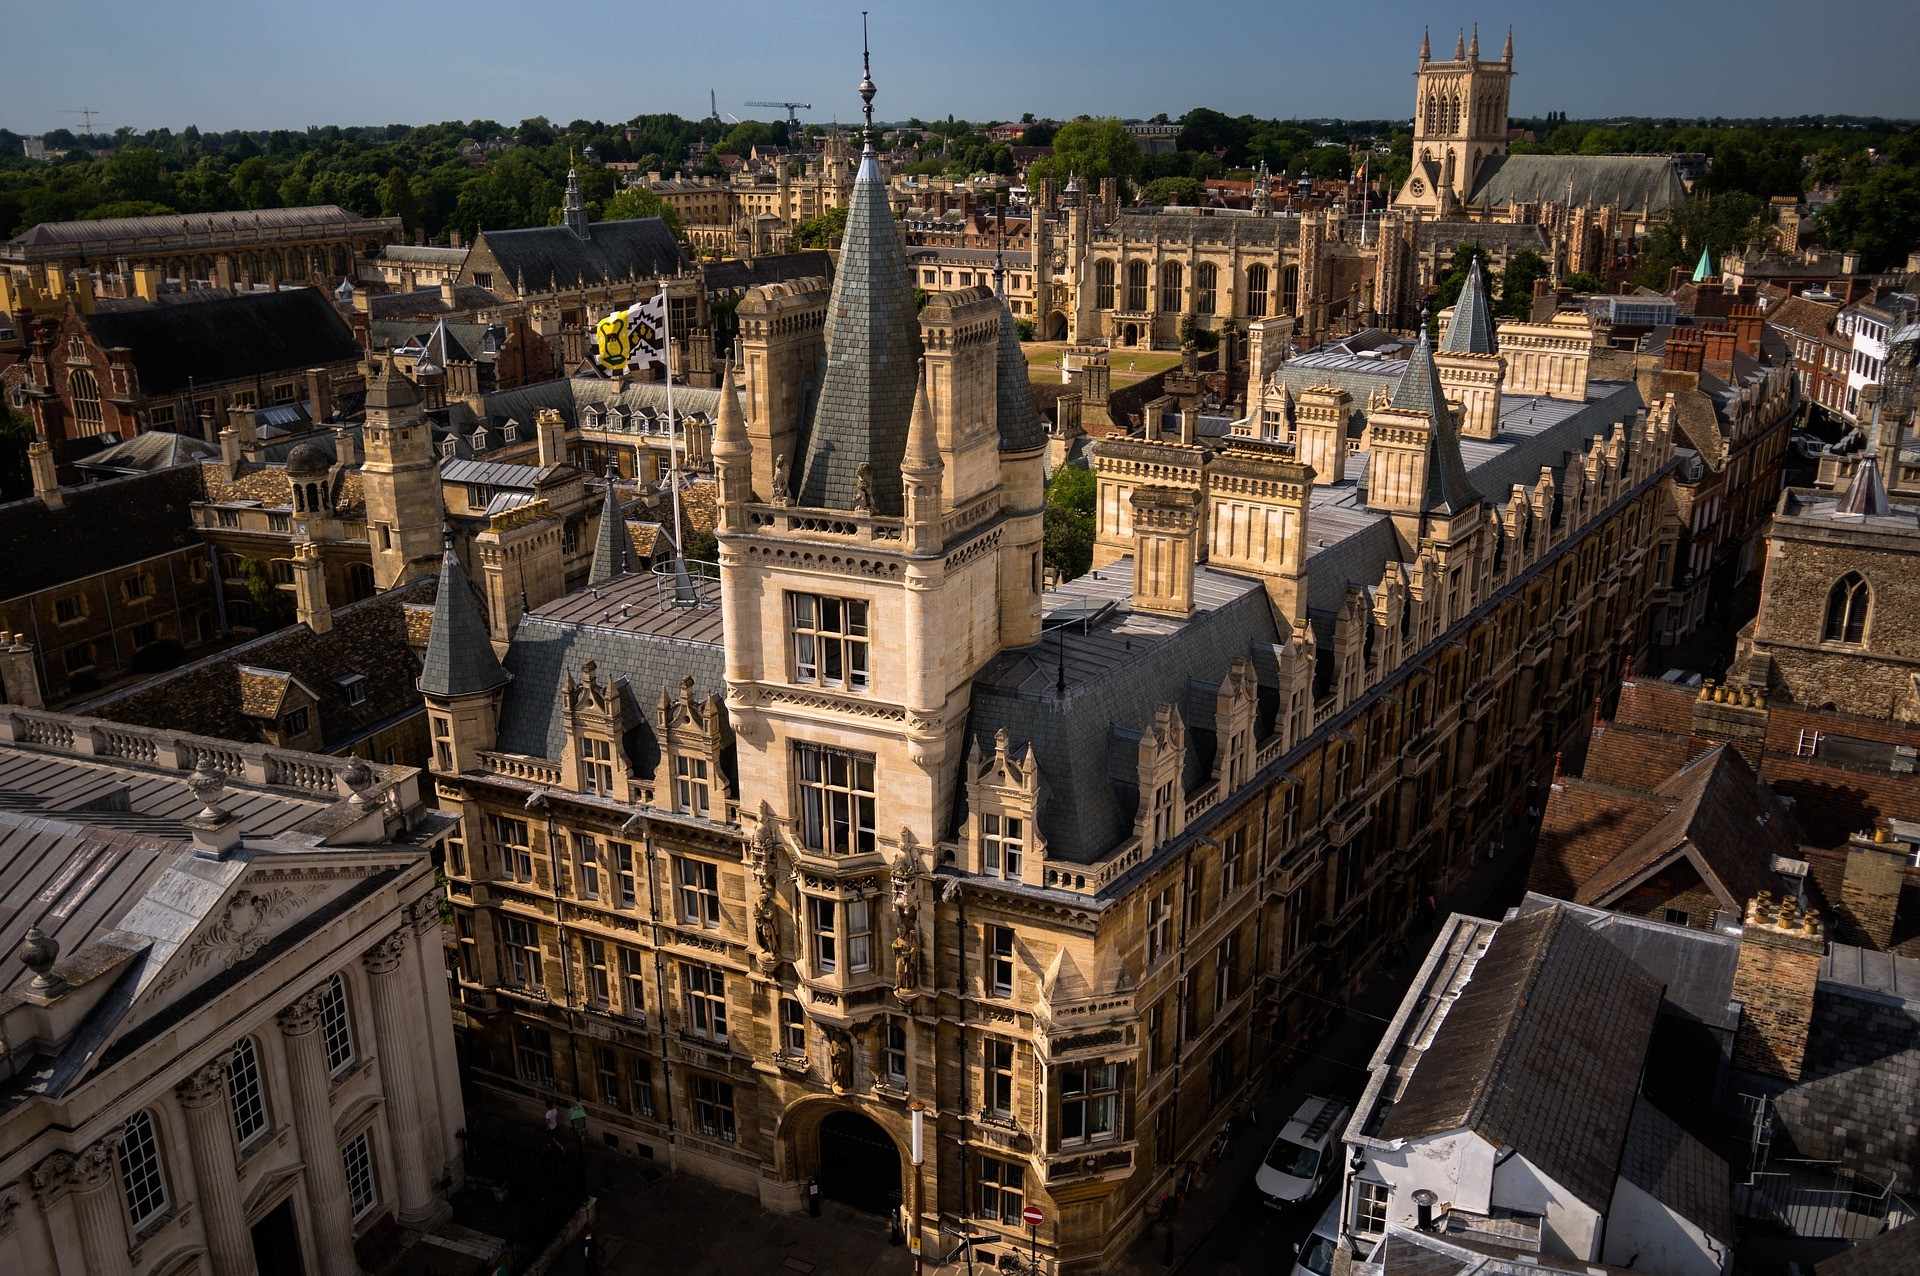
909;1101;925;1276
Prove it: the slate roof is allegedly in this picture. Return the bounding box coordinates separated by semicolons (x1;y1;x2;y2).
472;376;722;436
1618;1098;1735;1243
1515;895;1743;1030
1463;154;1688;217
418;542;508;698
0;465;207;602
495;571;727;767
588;475;641;584
1816;1218;1920;1274
704;250;835;295
478;218;688;296
966;561;1281;864
1388;326;1481;516
5;204;383;252
793;146;922;513
995;290;1047;453
82;288;362;396
1441;256;1498;356
79;581;434;749
1376;903;1664;1212
71;431;217;477
367;285;503;321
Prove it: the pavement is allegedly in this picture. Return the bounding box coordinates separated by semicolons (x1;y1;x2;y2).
535;824;1541;1276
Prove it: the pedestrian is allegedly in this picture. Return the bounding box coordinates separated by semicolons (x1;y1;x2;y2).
545;1103;559;1135
582;1228;602;1275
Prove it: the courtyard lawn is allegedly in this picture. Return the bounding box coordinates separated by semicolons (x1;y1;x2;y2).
1022;342;1183;388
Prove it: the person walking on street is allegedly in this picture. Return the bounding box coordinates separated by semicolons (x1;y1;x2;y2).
582;1228;602;1275
545;1103;559;1134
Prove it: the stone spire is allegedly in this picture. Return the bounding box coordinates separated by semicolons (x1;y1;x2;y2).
792;22;922;514
1420;26;1431;64
1276;381;1296;435
994;271;1047;455
1837;400;1893;517
903;360;944;556
1468;22;1479;60
1391;320;1480;515
1251;159;1273;214
1502;25;1513;63
419;532;508;698
905;361;942;475
588;467;640;584
563;158;588;239
713;360;751;533
1441;255;1498;356
1453;28;1465;60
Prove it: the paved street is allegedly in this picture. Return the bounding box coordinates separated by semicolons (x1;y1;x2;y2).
532;830;1535;1276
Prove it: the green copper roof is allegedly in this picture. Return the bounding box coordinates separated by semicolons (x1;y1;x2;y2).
419;539;508;698
1441;256;1498;357
1693;246;1715;283
793;147;921;513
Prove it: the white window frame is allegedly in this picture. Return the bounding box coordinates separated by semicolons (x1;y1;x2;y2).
677;857;721;929
788;593;871;691
318;974;354;1074
982;813;1024;880
342;1130;378;1221
227;1036;270;1146
682;964;728;1043
118;1111;170;1230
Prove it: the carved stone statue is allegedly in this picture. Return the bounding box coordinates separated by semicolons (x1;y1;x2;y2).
893;925;920;997
771;452;791;507
753;886;779;967
853;462;875;513
827;1030;853;1094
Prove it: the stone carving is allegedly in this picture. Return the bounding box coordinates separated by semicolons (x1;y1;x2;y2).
0;1193;18;1239
892;924;920;999
363;929;409;973
771;453;791;507
853;462;875;513
174;1057;232;1108
32;1135;122;1200
827;1029;854;1094
277;986;331;1036
157;886;316;995
752;887;780;972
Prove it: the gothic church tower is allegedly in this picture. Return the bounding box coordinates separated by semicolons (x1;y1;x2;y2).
1394;24;1514;215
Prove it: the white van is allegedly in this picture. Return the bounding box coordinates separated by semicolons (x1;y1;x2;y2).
1255;1094;1349;1207
1289;1197;1341;1276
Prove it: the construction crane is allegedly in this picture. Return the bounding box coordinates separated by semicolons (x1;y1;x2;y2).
708;90;719;124
62;108;102;134
746;101;812;130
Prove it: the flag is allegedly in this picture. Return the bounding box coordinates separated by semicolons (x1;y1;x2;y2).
594;291;667;373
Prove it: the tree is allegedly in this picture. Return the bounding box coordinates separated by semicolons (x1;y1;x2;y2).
793;205;848;249
601;186;683;239
1043;465;1096;582
240;558;293;630
1631;190;1767;289
1565;271;1603;294
1816;165;1920;272
1019;122;1056;147
1037;118;1140;191
1139;176;1204;207
1497;250;1550;320
720;120;774;156
1430;243;1484;310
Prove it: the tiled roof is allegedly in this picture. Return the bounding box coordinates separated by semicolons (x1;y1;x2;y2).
793;148;922;513
1528;777;1670;900
479;218;687;295
994;292;1047;453
82;288;362;396
418;544;508;699
1440;256;1498;356
1815;1221;1920;1275
236;667;295;718
0;465;207;602
200;460;366;520
1376;903;1663;1212
1464;154;1687;217
6;204;383;250
1617;1098;1734;1242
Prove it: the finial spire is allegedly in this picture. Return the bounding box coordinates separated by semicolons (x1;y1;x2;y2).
1454;28;1465;60
1420;25;1431;63
993;201;1006;296
859;11;877;149
1502;25;1513;63
1468;22;1480;60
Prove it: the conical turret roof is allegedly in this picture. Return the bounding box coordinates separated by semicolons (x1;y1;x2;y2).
906;360;941;472
1693;246;1715;283
419;535;508;698
793;63;921;514
1391;323;1481;516
365;351;421;411
994;293;1046;453
588;470;639;584
1441;255;1498;356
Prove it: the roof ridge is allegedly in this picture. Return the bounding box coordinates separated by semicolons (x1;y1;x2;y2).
1463;906;1566;1132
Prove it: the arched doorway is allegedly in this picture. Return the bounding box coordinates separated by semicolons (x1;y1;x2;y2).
1044;311;1067;341
816;1110;901;1216
1122;323;1138;347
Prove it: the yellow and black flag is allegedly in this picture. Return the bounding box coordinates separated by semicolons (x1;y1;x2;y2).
593;291;667;373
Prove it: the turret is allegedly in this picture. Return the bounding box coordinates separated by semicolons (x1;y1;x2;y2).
1366;322;1480;545
587;466;640;584
419;532;510;774
712;360;752;535
360;353;441;589
1435;255;1506;441
563;163;588;239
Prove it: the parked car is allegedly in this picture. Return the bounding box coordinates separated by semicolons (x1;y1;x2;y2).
1255;1095;1350;1207
1289;1196;1342;1276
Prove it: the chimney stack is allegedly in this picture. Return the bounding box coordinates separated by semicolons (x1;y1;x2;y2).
0;630;43;708
1729;303;1763;358
536;407;568;470
306;367;334;426
291;540;333;635
1701;328;1736;364
1839;827;1906;951
333;425;358;471
1664;335;1705;374
1731;891;1826;1082
27;439;61;509
1128;486;1201;618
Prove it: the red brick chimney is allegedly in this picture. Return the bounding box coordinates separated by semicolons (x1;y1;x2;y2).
1729;304;1763;358
1701;328;1736;364
1665;335;1705;373
1839;828;1907;951
1731;892;1825;1082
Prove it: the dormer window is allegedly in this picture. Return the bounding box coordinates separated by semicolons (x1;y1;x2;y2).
471;429;488;452
503;424;519;444
580;737;615;795
441;439;458;458
981;814;1024;880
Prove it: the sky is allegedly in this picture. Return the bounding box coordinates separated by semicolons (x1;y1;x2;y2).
1;0;1915;136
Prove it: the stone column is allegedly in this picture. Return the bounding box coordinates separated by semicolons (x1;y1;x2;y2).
175;1058;258;1276
278;990;358;1276
35;1136;131;1276
364;929;436;1224
405;897;459;1188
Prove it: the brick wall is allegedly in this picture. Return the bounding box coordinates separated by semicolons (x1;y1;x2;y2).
1731;895;1825;1081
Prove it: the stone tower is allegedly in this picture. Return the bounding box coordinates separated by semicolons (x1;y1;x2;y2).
419;533;511;774
360;354;442;589
1435;255;1506;440
562;163;589;239
1394;24;1514;215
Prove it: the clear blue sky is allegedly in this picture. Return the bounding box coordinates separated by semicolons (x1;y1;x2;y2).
3;0;1915;135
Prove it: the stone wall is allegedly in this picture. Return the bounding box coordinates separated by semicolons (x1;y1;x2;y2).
1751;530;1920;722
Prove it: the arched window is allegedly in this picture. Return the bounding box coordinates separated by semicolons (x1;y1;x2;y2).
319;973;355;1073
228;1036;270;1145
1124;260;1148;312
1823;573;1870;644
69;368;104;437
119;1111;170;1229
1246;265;1270;319
1196;263;1218;315
1160;262;1183;310
1281;265;1300;317
346;562;376;601
306;482;323;513
1094;260;1116;311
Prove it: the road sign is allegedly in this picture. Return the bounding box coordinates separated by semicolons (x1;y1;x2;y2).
1021;1204;1045;1227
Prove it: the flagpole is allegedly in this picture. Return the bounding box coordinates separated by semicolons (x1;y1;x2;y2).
661;280;685;559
